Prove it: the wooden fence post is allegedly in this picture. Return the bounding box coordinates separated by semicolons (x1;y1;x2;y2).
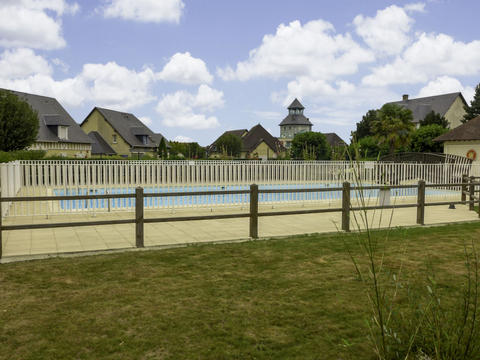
342;181;350;232
135;187;144;248
0;211;3;259
249;184;258;239
417;180;425;225
461;174;467;202
469;176;475;211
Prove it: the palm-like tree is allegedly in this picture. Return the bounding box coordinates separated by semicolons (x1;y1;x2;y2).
372;104;415;155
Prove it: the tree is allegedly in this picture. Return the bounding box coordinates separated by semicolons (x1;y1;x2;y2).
419;111;449;128
356;136;388;159
372;103;415;155
0;90;39;151
157;137;168;159
215;133;242;157
169;141;206;159
410;124;447;153
462;83;480;123
351;109;377;141
290;132;331;160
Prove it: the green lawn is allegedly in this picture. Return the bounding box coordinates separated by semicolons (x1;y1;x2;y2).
1;222;480;359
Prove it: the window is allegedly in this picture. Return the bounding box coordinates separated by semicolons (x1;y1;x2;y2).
112;134;117;144
57;126;68;140
142;135;148;145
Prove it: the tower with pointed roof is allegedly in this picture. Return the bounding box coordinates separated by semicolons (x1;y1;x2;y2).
279;98;313;148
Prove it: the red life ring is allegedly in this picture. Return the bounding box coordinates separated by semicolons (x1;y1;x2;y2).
466;149;477;160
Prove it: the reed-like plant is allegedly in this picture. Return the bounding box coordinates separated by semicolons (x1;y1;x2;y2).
341;143;480;360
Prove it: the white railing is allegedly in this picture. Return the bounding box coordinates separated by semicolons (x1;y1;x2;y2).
15;160;479;187
1;160;479;217
0;161;21;217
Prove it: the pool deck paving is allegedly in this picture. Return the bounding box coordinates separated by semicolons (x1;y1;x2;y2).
1;199;479;262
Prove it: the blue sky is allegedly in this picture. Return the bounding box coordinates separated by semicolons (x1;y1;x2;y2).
1;0;479;145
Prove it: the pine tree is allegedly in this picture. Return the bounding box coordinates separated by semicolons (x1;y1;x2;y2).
351;109;377;141
157;137;168;159
462;83;480;123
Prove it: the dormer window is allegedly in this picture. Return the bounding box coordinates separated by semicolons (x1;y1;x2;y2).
141;135;148;145
57;126;68;140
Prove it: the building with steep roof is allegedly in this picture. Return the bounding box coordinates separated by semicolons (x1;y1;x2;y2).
81;107;168;157
388;92;467;129
278;98;313;149
209;125;284;159
241;124;285;159
5;89;92;158
323;133;346;148
434;116;480;162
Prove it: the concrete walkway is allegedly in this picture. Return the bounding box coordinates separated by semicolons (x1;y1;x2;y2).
1;200;479;262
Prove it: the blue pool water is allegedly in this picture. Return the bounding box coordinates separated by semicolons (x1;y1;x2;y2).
53;183;455;210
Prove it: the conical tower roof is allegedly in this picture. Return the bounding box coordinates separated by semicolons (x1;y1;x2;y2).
287;98;304;110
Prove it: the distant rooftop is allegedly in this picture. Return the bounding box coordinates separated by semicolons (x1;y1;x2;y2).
388;92;466;124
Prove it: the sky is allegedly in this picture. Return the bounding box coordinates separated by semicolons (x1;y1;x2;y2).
1;0;480;146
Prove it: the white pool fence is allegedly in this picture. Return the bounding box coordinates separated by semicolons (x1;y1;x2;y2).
1;160;480;217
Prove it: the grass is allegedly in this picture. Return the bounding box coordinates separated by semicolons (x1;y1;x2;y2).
1;222;480;359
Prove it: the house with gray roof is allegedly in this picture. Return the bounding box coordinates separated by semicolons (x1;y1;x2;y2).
388;93;467;129
81;107;168;157
209;125;284;159
279;98;313;149
434;115;480;162
5;89;92;158
323;133;346;148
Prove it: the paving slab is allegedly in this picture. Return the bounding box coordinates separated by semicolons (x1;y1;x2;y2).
1;198;479;261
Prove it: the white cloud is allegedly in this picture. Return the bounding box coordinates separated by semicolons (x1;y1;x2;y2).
156;85;224;129
0;73;89;107
52;58;70;73
81;62;156;109
0;48;52;79
139;116;152;126
353;4;417;56
173;135;194;142
218;19;374;81
286;77;355;105
0;50;157;109
417;76;475;103
101;0;184;23
0;0;78;50
157;52;213;85
363;33;480;86
252;111;282;121
404;3;426;13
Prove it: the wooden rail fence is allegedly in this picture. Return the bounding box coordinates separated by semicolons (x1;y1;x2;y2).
1;179;479;259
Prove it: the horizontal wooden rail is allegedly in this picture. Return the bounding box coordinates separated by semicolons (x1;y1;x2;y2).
426;182;480;187
144;190;250;197
2;219;135;231
260;187;342;194
0;193;136;202
1;179;479;259
144;213;250;223
258;208;344;217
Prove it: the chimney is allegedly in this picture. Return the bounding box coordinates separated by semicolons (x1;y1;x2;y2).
402;94;409;101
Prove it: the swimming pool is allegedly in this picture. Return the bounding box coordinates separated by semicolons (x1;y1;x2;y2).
52;183;457;211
